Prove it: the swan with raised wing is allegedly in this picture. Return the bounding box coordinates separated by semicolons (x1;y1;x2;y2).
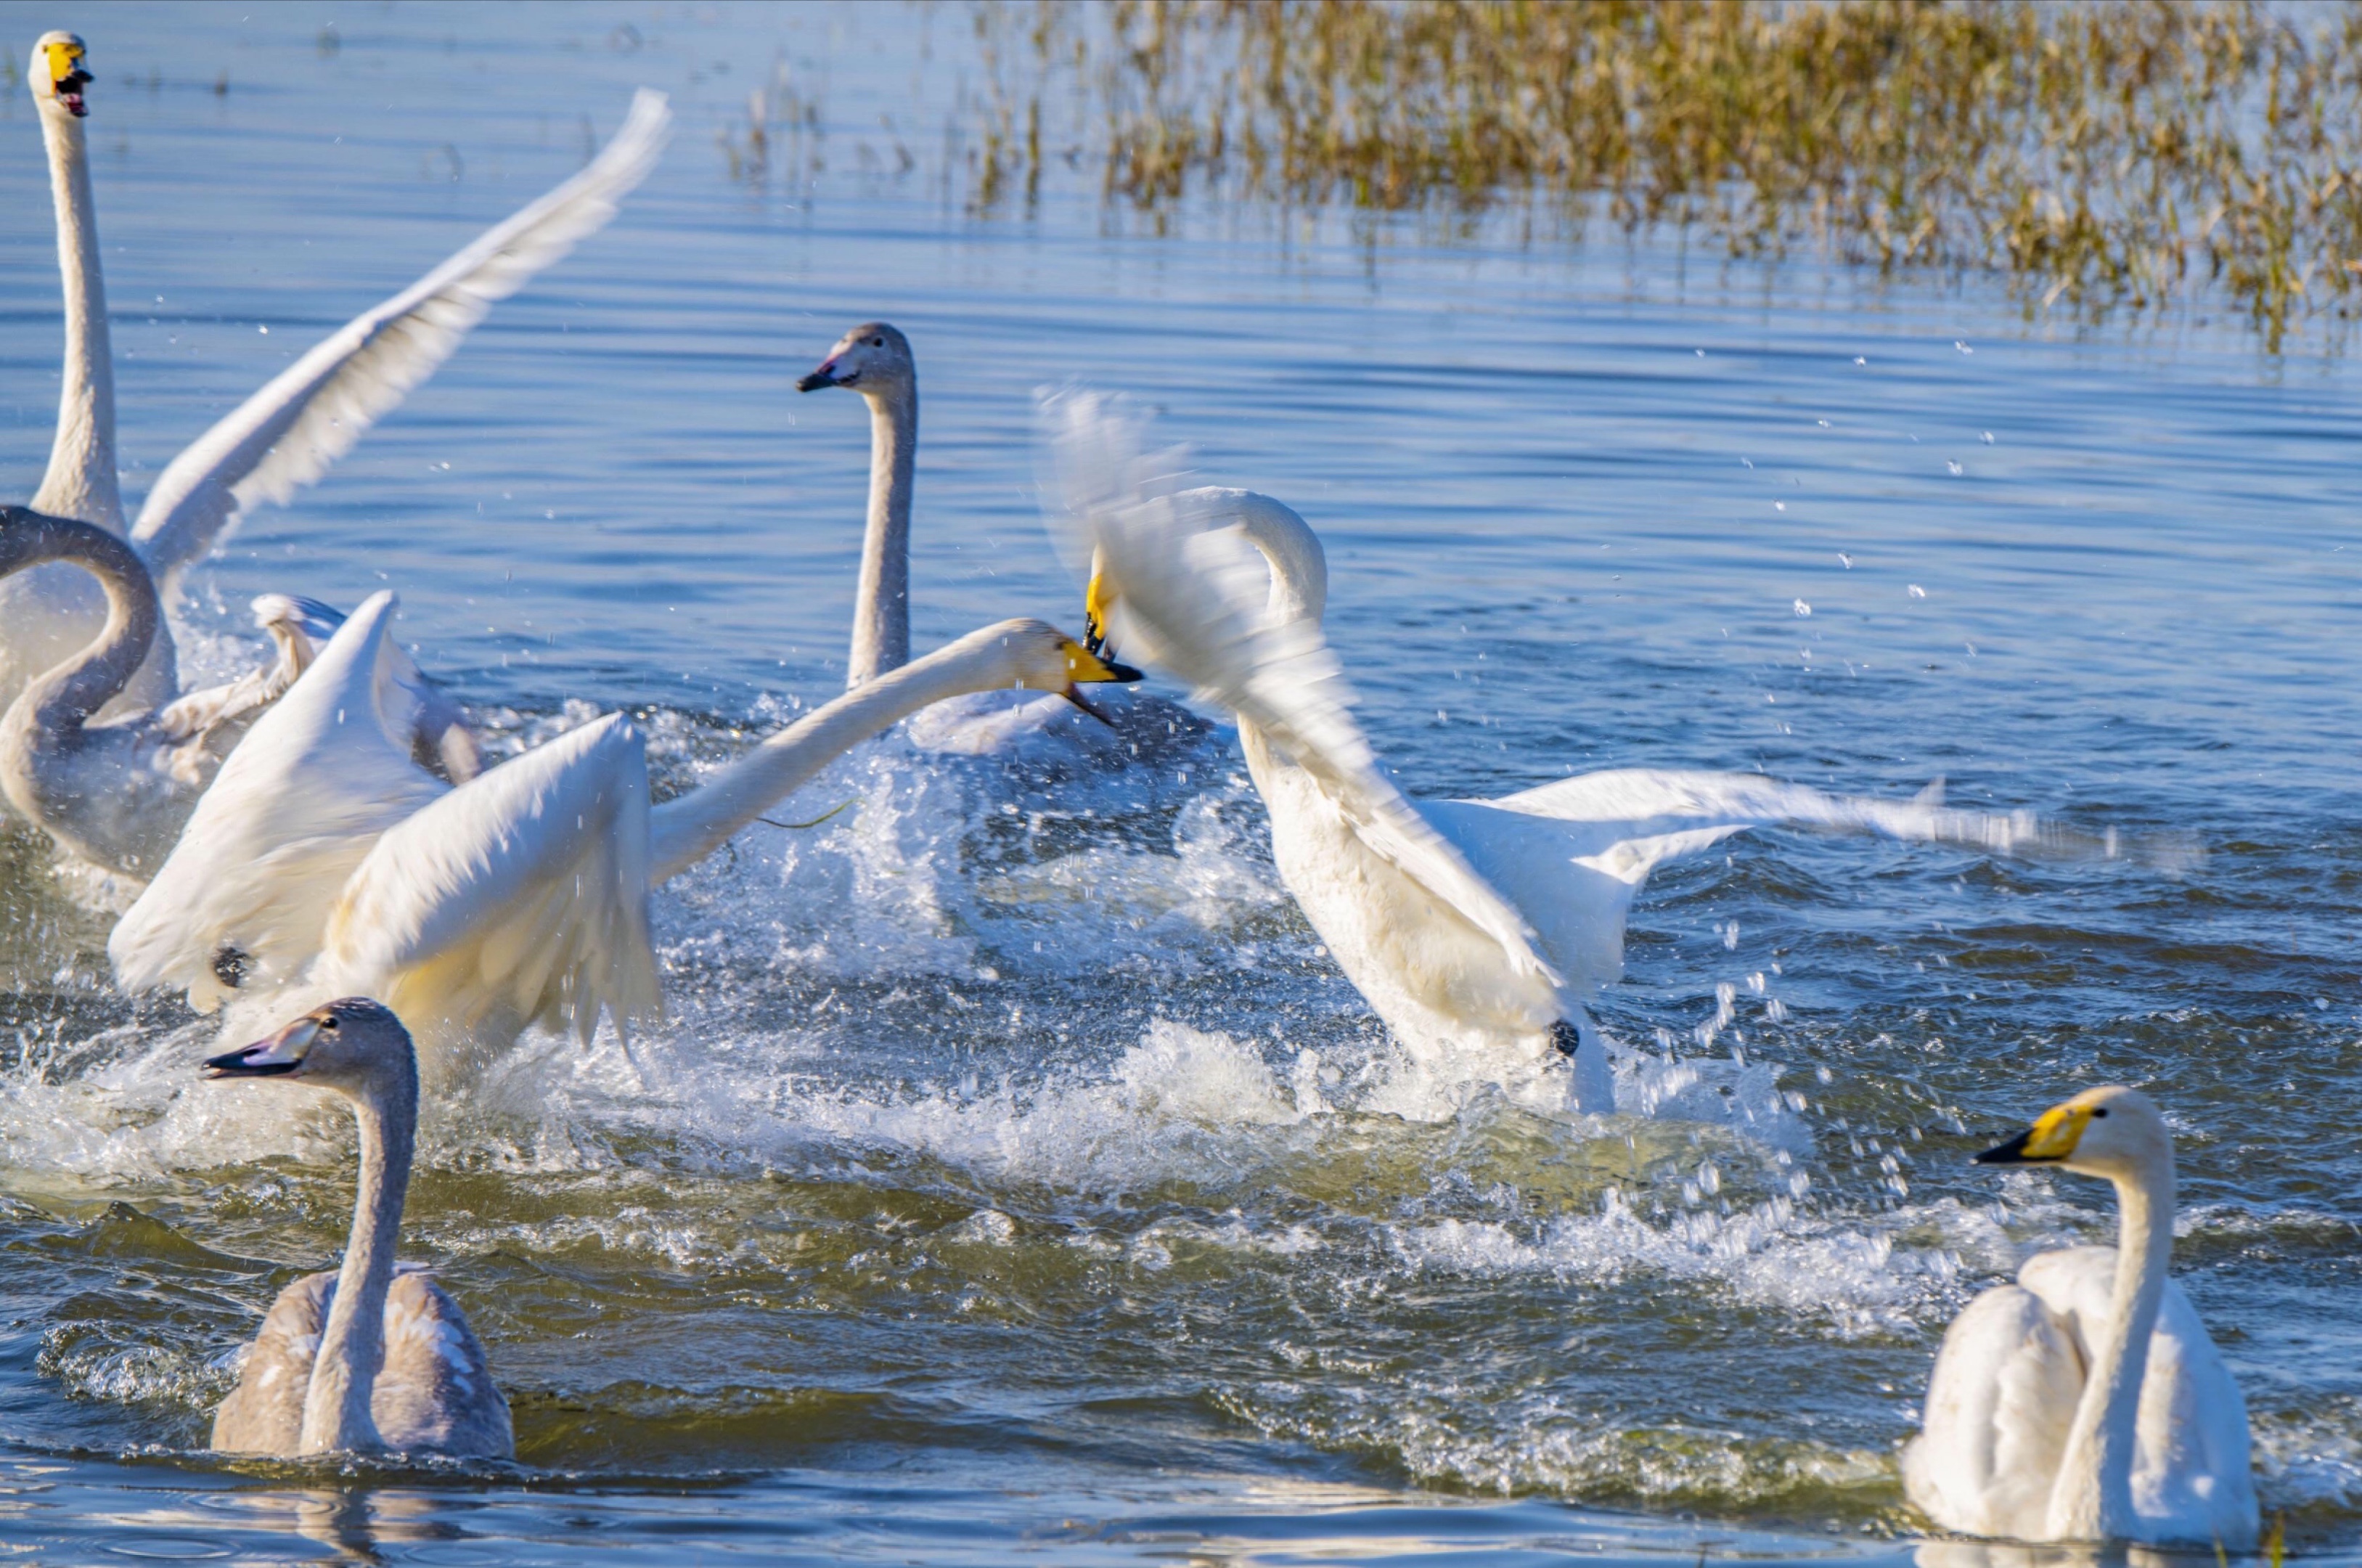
7;32;668;714
110;594;1138;1083
796;322;1207;760
206;997;514;1459
1903;1086;2257;1547
0;507;463;881
1043;393;2127;1110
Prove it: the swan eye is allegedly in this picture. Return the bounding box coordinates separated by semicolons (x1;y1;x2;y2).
2090;1107;2107;1118
870;337;883;347
319;1016;340;1032
210;946;248;989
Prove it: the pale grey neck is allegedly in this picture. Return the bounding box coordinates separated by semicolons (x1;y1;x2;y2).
8;514;158;736
846;385;915;688
298;1074;417;1455
2047;1164;2174;1540
30;110;123;534
650;629;1013;881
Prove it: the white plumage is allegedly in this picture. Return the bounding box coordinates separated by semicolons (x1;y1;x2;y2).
1042;392;2120;1108
1903;1087;2257;1546
111;599;1137;1084
4;30;666;719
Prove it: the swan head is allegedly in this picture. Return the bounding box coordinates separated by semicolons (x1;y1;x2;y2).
967;617;1141;724
30;32;91;120
1974;1084;2171;1183
796;322;913;399
205;997;418;1099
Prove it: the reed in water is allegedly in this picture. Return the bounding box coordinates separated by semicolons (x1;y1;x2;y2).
968;1;2362;349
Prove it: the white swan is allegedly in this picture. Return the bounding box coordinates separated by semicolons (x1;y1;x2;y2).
6;31;669;714
110;593;1139;1083
1044;394;2107;1109
1903;1086;2257;1547
797;322;1207;759
205;997;513;1458
0;507;462;880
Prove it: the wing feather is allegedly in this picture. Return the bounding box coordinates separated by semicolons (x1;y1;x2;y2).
319;711;658;1074
131;91;671;584
109;592;447;1010
1040;391;1553;987
1902;1282;2083;1540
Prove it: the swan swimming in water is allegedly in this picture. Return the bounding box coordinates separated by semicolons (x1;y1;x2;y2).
205;998;514;1459
1043;393;2116;1109
0;507;465;881
797;322;1209;760
110;594;1138;1083
5;31;668;716
1903;1086;2257;1547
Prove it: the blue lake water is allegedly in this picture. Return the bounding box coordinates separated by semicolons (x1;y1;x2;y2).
1;1;2358;1561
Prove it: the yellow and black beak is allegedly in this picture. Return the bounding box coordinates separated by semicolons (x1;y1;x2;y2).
203;1016;317;1079
1083;568;1113;659
1973;1101;2091;1165
1058;635;1142;727
46;40;90;117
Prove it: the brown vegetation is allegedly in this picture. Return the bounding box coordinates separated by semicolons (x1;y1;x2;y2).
967;1;2362;348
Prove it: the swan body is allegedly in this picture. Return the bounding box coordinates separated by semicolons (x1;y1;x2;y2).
206;999;513;1458
0;507;459;880
6;33;669;716
1044;394;2091;1108
1903;1087;2257;1547
110;595;1137;1082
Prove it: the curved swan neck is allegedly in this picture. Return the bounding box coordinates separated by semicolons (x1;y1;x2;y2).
848;383;916;688
298;1060;418;1455
1;510;158;736
30;105;123;534
650;624;1021;881
2048;1156;2175;1540
1222;491;1328;627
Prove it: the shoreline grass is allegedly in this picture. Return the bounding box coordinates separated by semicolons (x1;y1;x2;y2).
962;1;2362;349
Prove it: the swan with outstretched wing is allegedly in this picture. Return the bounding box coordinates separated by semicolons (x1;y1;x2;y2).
7;31;667;717
1042;392;2170;1109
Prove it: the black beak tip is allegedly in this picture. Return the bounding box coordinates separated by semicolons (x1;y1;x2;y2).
794;369;836;393
1971;1128;2038;1166
1103;658;1144;684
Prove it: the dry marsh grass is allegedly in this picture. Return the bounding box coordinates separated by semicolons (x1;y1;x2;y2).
963;1;2362;348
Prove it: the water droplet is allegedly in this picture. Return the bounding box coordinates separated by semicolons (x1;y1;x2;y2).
1838;552;1853;568
1816;418;1831;428
1695;348;1706;357
1953;340;1974;354
1793;599;1811;616
256;324;269;335
1981;430;1995;444
1908;584;1926;598
1946;460;1963;475
1741;457;1754;469
1853;356;1867;366
1773;501;1786;512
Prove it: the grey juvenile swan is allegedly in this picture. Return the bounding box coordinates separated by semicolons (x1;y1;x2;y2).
206;997;513;1459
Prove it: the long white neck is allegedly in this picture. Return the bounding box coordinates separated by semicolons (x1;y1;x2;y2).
298;1068;417;1455
650;621;1026;881
847;384;915;688
1196;487;1327;628
2046;1157;2175;1540
30;107;123;534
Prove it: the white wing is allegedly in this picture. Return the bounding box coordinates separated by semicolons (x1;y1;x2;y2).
109;592;448;1011
1039;390;1553;989
1902;1282;2083;1540
1429;768;2143;997
319;711;657;1074
131;90;671;584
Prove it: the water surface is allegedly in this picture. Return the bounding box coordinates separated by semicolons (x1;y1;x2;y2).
0;2;2357;1561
